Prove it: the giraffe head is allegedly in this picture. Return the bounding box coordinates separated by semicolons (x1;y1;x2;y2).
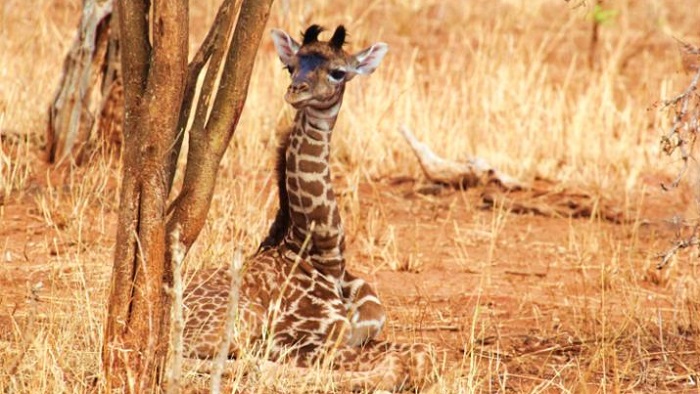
271;25;388;109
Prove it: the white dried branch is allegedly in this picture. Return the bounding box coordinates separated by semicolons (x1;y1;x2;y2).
165;226;186;394
398;125;524;190
210;250;244;394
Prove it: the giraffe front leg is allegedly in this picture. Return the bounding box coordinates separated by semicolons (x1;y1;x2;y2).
340;270;386;347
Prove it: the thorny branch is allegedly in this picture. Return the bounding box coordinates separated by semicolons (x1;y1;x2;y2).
659;69;700;191
657;232;699;270
657;39;700;268
659;40;700;191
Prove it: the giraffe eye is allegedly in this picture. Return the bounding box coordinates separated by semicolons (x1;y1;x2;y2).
329;69;346;81
285;65;294;74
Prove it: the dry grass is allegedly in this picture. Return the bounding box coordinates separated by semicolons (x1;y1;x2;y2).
2;0;700;392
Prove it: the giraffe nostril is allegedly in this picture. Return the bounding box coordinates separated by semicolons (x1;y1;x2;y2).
290;82;309;93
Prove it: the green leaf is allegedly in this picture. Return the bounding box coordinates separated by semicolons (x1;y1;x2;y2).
591;4;619;25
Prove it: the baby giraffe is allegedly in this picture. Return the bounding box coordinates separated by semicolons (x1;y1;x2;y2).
183;25;435;391
259;24;386;348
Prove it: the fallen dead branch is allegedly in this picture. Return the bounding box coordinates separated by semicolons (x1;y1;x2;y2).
398;125;626;223
398;125;523;191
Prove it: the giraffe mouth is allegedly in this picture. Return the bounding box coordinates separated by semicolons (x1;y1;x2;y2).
286;90;339;110
285;91;313;108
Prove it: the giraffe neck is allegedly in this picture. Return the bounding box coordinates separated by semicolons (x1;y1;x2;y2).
283;92;346;278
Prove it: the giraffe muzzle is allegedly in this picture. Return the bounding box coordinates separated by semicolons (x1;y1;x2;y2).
285;83;313;107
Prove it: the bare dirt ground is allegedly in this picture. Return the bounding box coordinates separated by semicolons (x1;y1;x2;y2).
1;156;698;392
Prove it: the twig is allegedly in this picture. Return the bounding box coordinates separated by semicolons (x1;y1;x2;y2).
389;323;460;332
563;0;587;10
588;0;603;69
211;251;244;394
657;233;700;270
504;270;547;278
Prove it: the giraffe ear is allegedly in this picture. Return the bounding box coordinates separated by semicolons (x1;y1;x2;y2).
271;29;300;66
351;43;388;75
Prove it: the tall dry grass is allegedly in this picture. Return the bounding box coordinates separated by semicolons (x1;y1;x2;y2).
1;0;699;392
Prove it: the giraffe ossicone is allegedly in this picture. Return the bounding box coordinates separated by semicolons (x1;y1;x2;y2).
183;24;437;391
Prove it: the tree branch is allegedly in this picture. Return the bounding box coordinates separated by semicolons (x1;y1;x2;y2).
166;0;274;251
116;0;150;116
166;0;238;192
143;0;189;153
191;0;239;136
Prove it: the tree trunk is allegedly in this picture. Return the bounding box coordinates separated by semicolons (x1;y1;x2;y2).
102;0;188;391
46;0;122;165
101;0;273;392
